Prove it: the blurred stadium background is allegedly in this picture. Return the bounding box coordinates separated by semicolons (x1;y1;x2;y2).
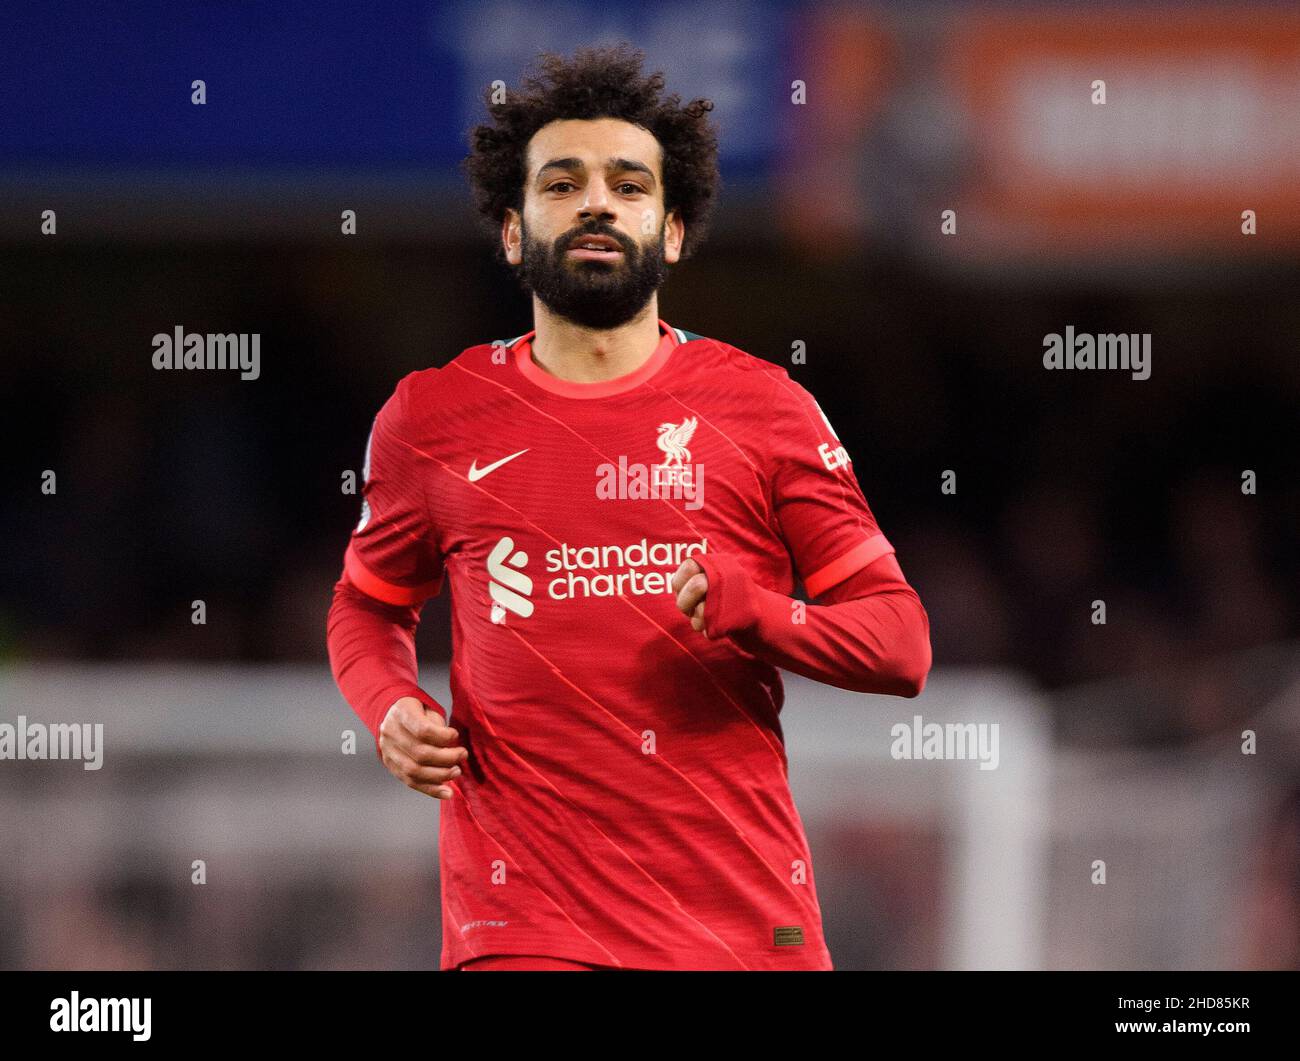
1;2;1298;969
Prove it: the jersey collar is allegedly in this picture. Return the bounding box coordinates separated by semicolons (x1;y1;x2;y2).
508;318;680;398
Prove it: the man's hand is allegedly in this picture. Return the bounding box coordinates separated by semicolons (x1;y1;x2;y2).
671;558;710;636
379;696;468;800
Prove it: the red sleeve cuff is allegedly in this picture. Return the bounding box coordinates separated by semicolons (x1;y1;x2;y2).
405;686;449;726
691;551;762;639
802;533;895;598
344;543;443;606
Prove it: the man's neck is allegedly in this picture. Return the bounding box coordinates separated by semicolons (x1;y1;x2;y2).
528;300;663;384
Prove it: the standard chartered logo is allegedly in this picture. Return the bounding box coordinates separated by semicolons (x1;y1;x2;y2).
487;536;533;623
485;534;707;622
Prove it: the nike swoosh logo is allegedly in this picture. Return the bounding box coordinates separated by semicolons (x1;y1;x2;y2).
468;448;529;482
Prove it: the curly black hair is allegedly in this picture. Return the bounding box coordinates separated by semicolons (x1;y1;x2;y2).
462;43;721;262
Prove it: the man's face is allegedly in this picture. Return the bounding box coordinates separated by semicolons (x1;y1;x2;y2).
504;117;684;330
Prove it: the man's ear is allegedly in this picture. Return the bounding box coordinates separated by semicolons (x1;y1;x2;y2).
663;208;685;265
502;209;522;265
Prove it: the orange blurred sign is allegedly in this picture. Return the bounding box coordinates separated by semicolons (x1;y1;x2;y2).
944;9;1300;252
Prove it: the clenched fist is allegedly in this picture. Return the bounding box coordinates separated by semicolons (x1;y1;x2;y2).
670;558;710;637
379;696;468;800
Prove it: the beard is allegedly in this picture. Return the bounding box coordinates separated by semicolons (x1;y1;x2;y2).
515;217;668;330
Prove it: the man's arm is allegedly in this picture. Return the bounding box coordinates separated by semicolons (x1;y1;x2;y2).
682;369;931;696
325;370;465;796
325;572;467;795
675;551;932;698
326;574;449;747
326;574;466;798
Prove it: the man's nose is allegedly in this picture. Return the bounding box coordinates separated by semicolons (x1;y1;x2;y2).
578;179;615;220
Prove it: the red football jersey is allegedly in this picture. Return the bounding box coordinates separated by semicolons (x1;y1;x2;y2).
341;319;896;970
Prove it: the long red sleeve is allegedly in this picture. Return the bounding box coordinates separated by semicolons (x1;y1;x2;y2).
326;574;449;757
691;551;931;698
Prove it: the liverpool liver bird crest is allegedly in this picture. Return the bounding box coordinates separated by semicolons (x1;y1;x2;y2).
656;417;697;467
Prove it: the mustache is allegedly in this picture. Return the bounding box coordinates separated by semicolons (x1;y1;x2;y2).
558;225;634;253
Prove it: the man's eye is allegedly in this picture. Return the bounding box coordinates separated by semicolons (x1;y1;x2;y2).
548;181;575;193
619;183;645;194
